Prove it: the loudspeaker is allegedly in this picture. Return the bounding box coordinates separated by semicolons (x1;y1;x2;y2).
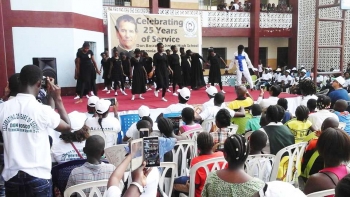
33;58;58;84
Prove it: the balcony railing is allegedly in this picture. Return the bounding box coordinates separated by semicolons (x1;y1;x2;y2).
103;6;292;29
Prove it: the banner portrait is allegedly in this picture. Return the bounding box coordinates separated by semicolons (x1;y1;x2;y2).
107;12;201;57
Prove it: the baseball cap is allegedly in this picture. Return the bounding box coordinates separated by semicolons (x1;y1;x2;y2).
276;68;281;72
88;96;99;107
206;86;218;96
292;67;297;71
301;69;307;73
95;99;111;114
138;105;150;117
258;181;306;197
68;111;87;132
177;87;191;100
285;69;290;73
334;76;346;86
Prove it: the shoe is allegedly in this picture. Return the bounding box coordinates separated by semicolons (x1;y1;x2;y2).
147;88;152;91
167;89;171;92
107;90;110;94
121;90;127;95
86;95;90;98
162;97;168;102
102;88;107;91
74;96;80;100
221;90;226;94
140;95;145;99
129;86;132;90
173;93;178;96
91;91;95;96
131;95;135;100
154;90;159;97
114;91;118;96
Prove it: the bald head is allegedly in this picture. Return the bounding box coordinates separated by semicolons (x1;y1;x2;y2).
235;85;247;97
84;135;105;157
334;99;348;112
321;117;339;131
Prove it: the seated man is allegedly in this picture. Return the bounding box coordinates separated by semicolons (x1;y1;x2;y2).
66;135;116;196
163;87;193;114
123;105;150;142
272;68;282;84
255;85;281;111
329;76;350;108
256;68;272;89
202;86;224;110
227;86;254;111
279;70;292;92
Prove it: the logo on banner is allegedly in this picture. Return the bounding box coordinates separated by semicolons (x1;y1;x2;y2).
183;18;197;38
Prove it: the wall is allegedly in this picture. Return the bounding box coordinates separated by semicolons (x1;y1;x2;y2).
131;1;149;7
171;0;199;9
260;37;288;69
12;27;104;88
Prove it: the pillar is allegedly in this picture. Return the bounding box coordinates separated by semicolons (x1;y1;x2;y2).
149;0;159;14
288;0;298;68
248;0;260;67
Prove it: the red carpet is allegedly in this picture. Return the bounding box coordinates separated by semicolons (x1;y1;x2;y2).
62;86;297;113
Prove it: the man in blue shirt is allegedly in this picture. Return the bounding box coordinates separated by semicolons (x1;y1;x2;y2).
329;76;350;108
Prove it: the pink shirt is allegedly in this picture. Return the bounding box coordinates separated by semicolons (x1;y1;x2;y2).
181;124;202;133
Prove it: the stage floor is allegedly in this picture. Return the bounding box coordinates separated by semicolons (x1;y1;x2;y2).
62;86;297;113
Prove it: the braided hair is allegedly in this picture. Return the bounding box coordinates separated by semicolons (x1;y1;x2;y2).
224;134;250;169
316;95;331;110
157;117;174;137
215;109;232;128
295;105;309;122
197;132;214;155
299;79;317;96
266;105;285;123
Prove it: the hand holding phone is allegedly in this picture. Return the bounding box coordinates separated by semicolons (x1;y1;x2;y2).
104;98;116;106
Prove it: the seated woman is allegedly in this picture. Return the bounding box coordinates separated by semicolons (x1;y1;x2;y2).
285;105;315;143
51;111;89;164
299;79;318;106
179;107;202;135
304;128;350;195
210;109;232;151
277;98;293;124
308;95;339;131
202;134;265;197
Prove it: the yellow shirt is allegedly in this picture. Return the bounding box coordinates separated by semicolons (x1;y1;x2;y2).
285;119;312;143
227;97;254;110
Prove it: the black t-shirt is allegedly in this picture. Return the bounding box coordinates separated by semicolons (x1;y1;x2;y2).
77;50;93;66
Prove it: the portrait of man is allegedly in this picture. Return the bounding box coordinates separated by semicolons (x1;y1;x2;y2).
115;14;138;58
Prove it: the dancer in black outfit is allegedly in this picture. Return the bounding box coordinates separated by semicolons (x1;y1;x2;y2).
75;42;100;103
143;52;154;91
187;50;206;90
180;47;191;87
109;49;127;96
130;48;147;100
121;52;131;89
100;52;111;93
153;43;173;102
169;45;183;95
207;48;227;93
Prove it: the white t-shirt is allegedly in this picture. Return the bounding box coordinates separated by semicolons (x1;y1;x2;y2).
280;75;293;84
199;106;236;121
163;103;193;114
0;93;61;181
261;73;272;81
256;96;279;111
126;122;159;141
105;186;121;197
274;73;282;82
51;139;86;164
202;98;225;111
308;110;339;131
85;116;121;148
300;95;318;107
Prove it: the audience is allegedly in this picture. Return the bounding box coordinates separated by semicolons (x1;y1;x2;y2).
85;99;121;148
210;109;232;150
245;104;262;132
51;111;89;164
335;174;350;197
304;128;350;195
329;76;350;108
66;135;116;196
299;79;318;106
0;73;20;103
202;86;224;109
179;107;202;134
163;87;193;114
123;105;150;142
308;95;339;131
86;96;99;118
277;98;293;124
256;85;281;111
280;70;292;92
227;86;254;110
202;134;265;196
334;99;350;135
307;99;317;114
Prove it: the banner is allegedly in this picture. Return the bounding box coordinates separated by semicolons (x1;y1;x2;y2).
107;12;201;57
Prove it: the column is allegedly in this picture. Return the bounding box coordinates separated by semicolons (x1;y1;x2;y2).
149;0;159;14
248;0;260;67
288;0;298;68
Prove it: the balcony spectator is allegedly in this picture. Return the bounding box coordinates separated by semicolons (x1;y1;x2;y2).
229;0;239;11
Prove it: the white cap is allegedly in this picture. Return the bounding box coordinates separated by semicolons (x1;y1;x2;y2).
68;111;87;132
259;181;306;197
276;68;281;72
206;86;218;96
334;76;346;86
292;67;297;71
95;99;111;114
300;65;305;68
285;69;290;73
177;87;191;100
87;96;99;107
301;69;307;73
138;105;150;117
252;68;258;71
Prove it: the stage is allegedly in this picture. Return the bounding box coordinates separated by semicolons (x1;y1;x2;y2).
61;86;298;113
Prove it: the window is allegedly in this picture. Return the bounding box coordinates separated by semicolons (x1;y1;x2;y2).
202;47;227;69
103;0;130;6
85;41;97;56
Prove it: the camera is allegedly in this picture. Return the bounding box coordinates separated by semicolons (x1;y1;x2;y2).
41;77;47;89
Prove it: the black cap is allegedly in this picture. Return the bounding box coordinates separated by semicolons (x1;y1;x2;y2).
134;48;141;54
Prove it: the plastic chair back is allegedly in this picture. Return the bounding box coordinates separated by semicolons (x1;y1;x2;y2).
172;140;196;177
52;159;87;195
159;162;177;197
189;157;228;197
119;114;140;144
244;154;275;182
64;179;124;197
201;118;215;133
231;113;253;134
306;189;335;197
270;142;307;186
181;128;203;141
163;112;181;118
104;144;128;169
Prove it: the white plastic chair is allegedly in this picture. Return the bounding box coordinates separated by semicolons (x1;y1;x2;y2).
181;128;203;141
201;118;215;132
64;179;123;197
172;140;196;177
245;154;275;182
88;130;118;148
339;122;346;130
306;189;335;197
188;157;228;197
159;162;177;197
228;124;239;135
270;142;308;186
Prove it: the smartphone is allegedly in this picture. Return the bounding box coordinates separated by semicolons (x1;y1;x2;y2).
143;137;160;167
41;77;47;89
104;98;116;106
260;85;265;89
130;138;143;171
139;128;149;138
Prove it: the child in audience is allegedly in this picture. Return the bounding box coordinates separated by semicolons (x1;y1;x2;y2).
179;107;202;134
307;99;317;114
333;99;350;135
246;104;262;132
211;109;232;151
277;98;293;124
335;174;350;197
66;136;116;196
260;114;268;127
308;95;339;131
285;105;315;143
